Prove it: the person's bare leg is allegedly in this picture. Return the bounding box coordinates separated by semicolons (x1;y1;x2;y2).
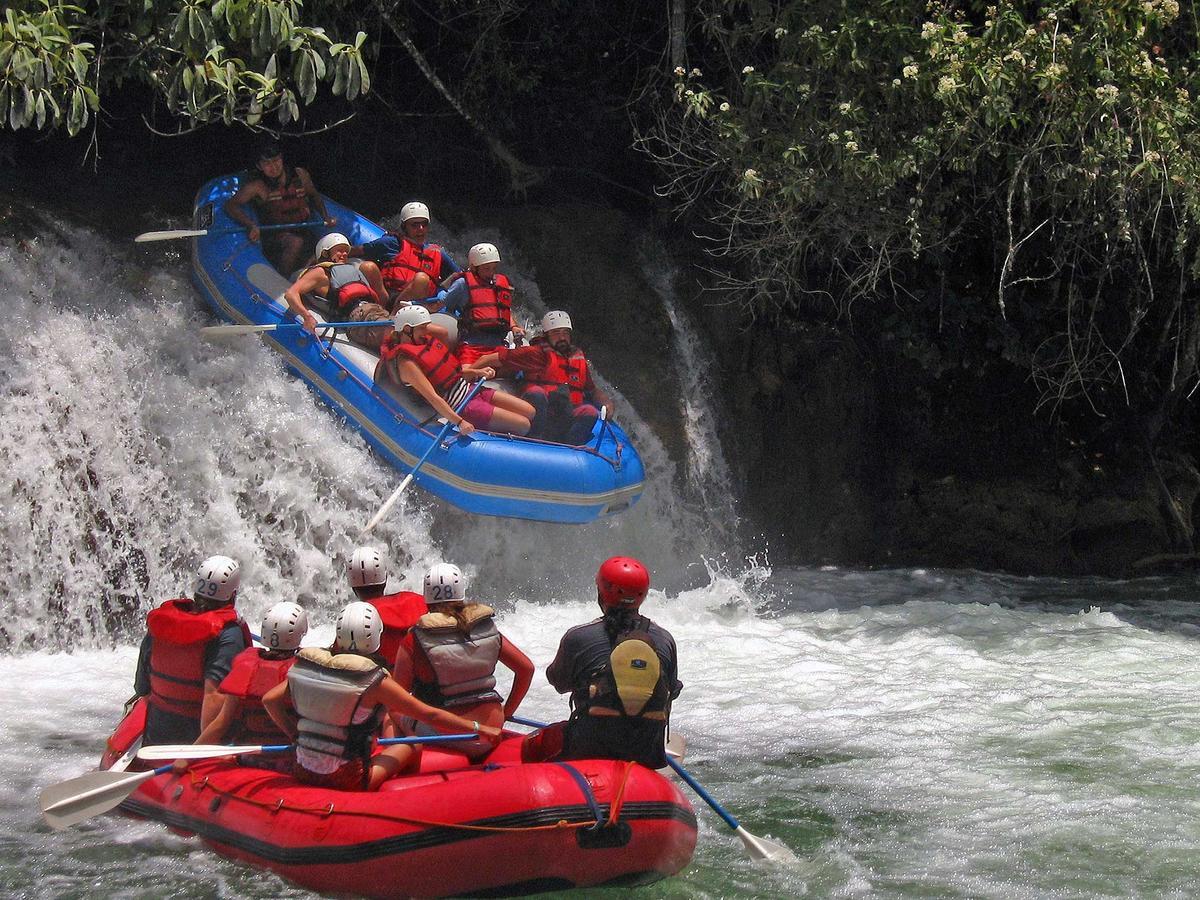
368;745;419;789
487;408;532;435
492;392;536;420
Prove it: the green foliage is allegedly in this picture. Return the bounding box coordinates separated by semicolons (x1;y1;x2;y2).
0;0;373;135
651;1;1200;430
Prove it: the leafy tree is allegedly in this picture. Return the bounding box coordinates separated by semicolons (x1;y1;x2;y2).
0;1;373;136
646;1;1200;443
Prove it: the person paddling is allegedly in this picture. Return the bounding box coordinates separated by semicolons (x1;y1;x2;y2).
133;556;252;746
393;564;534;761
375;305;534;437
262;602;502;790
435;242;525;365
283;233;392;348
347;546;426;669
524;556;681;768
192;602;308;760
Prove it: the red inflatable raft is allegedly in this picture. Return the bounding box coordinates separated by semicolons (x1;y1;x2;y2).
101;701;697;898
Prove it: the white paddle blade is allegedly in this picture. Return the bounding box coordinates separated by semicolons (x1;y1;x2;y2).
200;323;287;338
666;733;686;761
134;228;209;243
39;769;160;830
362;474;412;535
136;743;267;762
735;825;800;864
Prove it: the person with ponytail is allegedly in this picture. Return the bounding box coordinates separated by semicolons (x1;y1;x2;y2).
524;556;682;768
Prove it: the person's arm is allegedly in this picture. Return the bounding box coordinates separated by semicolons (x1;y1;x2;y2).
438;250;462;284
461;364;497;383
396;359;476;436
585;367;613;415
350;234;399;261
435;279;468;316
283;267;327;335
194;694;241;745
223;182;264;241
499;636;534;719
370;677;502;744
392;642;415;689
545;632;574;694
262;681;299;740
296;168;333;225
134;633;152;696
200;626;247;729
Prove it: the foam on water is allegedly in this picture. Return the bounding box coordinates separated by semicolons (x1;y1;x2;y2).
5;219;1200;898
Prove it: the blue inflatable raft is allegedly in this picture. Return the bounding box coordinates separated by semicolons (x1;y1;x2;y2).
189;175;644;524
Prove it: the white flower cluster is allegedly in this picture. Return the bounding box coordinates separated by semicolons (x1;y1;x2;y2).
719;101;730;112
674;66;685;76
1144;150;1161;164
1095;83;1119;103
903;64;920;79
845;140;859;152
838;101;852;115
742;65;755;75
935;75;958;97
775;27;788;38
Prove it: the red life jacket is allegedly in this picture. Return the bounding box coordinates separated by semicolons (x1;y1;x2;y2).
379;335;462;396
313;262;378;316
462;272;514;334
145;600;248;720
380;236;445;291
522;346;590;405
218;648;296;745
251;167;310;224
370;591;428;668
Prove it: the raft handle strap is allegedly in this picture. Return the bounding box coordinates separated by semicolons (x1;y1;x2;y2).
553;762;604;829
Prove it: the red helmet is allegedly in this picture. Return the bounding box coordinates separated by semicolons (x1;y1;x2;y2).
596;556;650;610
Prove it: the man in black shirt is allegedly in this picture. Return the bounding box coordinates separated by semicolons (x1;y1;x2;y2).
539;556;682;769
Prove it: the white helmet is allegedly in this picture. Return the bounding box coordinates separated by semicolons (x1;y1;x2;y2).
194;556;240;604
468;242;501;267
335;601;382;654
261;601;308;651
393;304;432;332
424;563;467;605
316;232;350;258
348;547;387;589
541;310;572;333
400;201;430;225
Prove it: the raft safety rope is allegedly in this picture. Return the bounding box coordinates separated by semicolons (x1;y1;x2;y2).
183;767;636;834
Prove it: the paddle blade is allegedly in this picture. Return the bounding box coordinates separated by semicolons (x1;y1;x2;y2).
362;474;412;534
136;743;278;761
666;733;686;761
200;323;286;338
134;228;208;243
735;825;800;864
39;768;163;830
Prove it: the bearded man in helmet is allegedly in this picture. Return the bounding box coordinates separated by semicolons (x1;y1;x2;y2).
432;242;526;365
282;232;393;349
223;142;335;275
133;556;252;746
346;546;427;669
263;602;502;790
473;310;611;444
528;556;682;769
350;201;461;308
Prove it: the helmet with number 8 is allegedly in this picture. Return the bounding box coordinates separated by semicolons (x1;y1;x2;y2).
423;563;466;605
335;601;382;655
348;547;387;589
194;555;240;605
596;556;650;611
261;601;308;651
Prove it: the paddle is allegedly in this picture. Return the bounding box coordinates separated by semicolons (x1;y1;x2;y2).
136;732;479;762
201;319;395;338
506;715;685;762
664;757;799;864
134;219;324;243
361;379;486;534
39;764;175;831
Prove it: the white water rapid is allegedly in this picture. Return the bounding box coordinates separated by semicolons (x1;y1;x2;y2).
3;218;1200;899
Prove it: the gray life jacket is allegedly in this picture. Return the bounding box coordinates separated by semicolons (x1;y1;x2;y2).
411;604;502;709
288;648;385;765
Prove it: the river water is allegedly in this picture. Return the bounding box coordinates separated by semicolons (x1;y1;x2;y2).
3;218;1200;898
